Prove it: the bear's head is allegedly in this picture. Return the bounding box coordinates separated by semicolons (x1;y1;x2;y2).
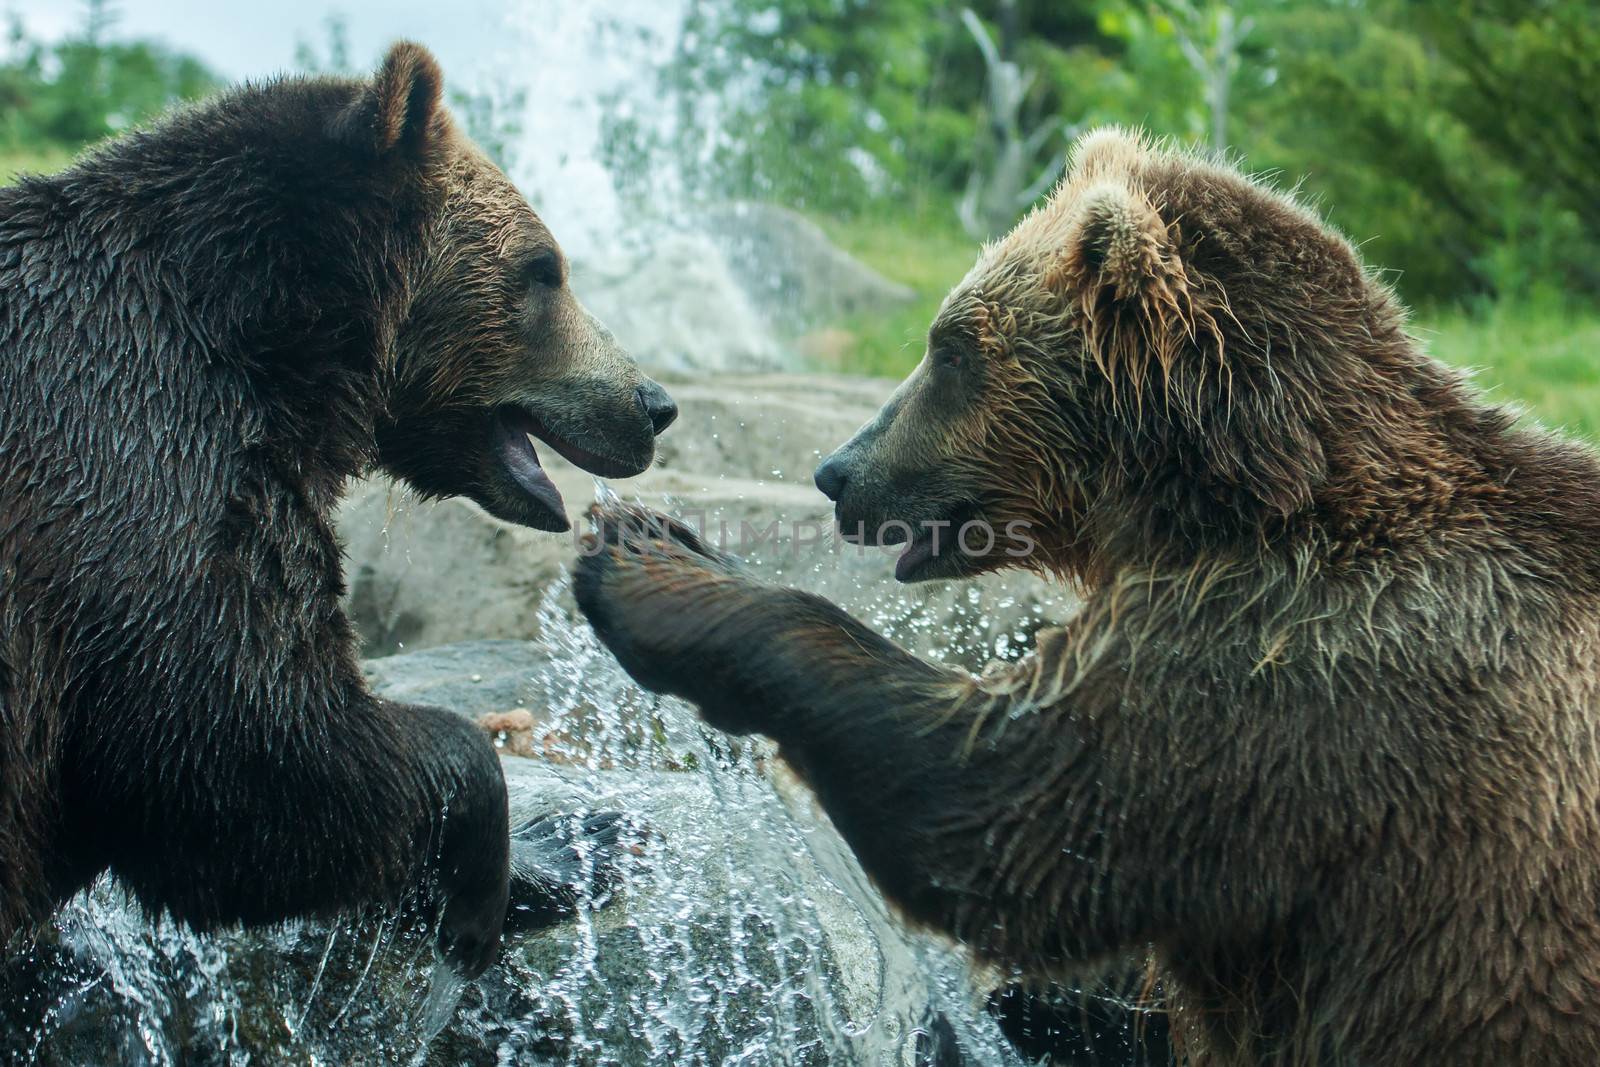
341;44;676;532
815;127;1455;584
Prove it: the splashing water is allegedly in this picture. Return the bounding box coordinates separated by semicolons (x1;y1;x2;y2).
453;565;1034;1064
0;567;1042;1065
485;1;695;261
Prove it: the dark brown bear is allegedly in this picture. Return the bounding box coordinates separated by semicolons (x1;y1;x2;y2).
574;128;1600;1064
0;42;676;978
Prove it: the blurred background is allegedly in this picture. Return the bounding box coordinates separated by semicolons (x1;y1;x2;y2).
0;0;1594;435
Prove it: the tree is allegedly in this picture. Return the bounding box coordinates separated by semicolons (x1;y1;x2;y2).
0;1;217;152
957;4;1075;237
1413;1;1600;252
1150;0;1255;150
1250;0;1598;302
669;0;1109;220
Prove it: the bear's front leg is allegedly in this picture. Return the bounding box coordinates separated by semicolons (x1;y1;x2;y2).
573;503;1016;938
573;501;951;739
573;502;1240;976
402;708;631;966
76;681;622;979
78;692;518;978
402;701;514;977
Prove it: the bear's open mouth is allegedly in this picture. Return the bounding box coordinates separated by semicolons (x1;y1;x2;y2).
496;406;648;528
892;523;977;583
499;406;643;479
893;532;941;583
836;503;986;583
496;409;568;526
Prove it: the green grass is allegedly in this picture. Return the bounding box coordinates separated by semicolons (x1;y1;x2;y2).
811;211;978;378
1416;302;1600;443
0;145;76;183
813;212;1600;443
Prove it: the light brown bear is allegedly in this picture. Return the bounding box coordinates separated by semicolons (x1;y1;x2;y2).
573;129;1600;1065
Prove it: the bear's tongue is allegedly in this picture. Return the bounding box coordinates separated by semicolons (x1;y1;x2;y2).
496;414;565;521
894;533;938;583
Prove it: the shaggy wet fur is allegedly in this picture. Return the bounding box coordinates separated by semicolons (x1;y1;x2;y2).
575;130;1600;1064
0;43;657;977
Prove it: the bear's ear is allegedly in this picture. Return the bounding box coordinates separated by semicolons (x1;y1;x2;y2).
1050;181;1213;399
1072;182;1182;307
335;42;445;158
1058;182;1323;518
1065;126;1148;184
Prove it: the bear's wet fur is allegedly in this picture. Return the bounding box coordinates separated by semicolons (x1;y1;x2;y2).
0;43;664;977
575;129;1600;1064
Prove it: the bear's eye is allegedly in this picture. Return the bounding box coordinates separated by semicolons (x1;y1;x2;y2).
524;250;564;291
932;345;964;370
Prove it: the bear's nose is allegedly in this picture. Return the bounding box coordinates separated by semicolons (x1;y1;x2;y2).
636;381;678;436
813;453;849;502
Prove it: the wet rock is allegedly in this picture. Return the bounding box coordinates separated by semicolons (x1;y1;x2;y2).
643;372;894;485
699;202;916;334
338;374;1070;670
574;233;789;373
338;481;576;657
569;208;914;374
361;638;552;716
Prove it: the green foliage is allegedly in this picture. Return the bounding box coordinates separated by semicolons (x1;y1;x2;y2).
1410;1;1600;297
1235;0;1597;304
1416;2;1600;227
1081;0;1599;304
1419;300;1600;443
810;211;979;377
0;1;217;165
0;144;76;182
671;0;1110;217
681;0;1599;309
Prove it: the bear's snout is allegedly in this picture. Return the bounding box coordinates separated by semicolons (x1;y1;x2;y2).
813;453;849;501
636;380;678;436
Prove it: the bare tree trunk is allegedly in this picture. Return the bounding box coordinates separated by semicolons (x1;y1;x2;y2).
1211;9;1233;149
1158;1;1255;152
958;6;1073;238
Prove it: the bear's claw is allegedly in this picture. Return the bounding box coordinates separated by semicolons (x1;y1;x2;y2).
574;501;760;704
581;500;742;572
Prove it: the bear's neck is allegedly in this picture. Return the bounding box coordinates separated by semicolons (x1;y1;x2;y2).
1077;351;1562;583
45;134;436;491
1298;345;1522;566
